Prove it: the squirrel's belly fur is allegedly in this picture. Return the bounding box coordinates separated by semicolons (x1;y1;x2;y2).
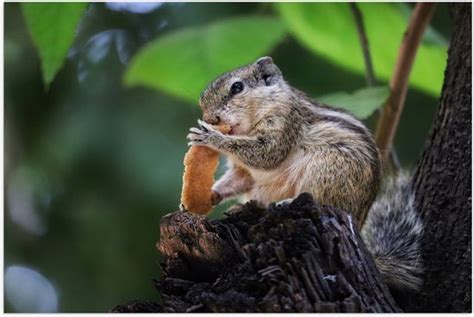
240;114;380;229
244;144;377;229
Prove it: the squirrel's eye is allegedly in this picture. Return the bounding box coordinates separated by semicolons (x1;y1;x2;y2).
230;81;244;95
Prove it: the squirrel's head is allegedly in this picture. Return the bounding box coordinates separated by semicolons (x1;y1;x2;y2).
199;56;285;135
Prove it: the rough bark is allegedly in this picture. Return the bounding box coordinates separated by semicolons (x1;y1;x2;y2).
111;300;163;313
405;3;472;313
112;194;400;312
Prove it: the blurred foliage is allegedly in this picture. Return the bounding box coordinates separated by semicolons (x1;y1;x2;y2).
21;3;87;86
21;3;449;115
277;3;447;96
319;86;389;119
125;16;287;102
5;2;450;313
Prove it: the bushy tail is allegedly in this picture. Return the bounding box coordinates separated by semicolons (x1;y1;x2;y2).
361;172;424;292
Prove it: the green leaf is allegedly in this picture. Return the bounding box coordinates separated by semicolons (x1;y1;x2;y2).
124;16;286;103
276;3;447;96
22;3;87;86
318;86;389;119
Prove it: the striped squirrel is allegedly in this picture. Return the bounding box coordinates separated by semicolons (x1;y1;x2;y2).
187;56;423;292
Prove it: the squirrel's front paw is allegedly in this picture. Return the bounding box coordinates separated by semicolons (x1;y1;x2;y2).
187;119;222;148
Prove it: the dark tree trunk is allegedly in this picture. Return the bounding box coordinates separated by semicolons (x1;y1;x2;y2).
113;194;400;313
111;3;471;313
405;3;472;313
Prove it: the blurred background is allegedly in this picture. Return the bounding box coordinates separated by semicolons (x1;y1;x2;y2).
4;2;450;312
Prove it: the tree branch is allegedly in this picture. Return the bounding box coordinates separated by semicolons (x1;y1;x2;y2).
349;3;376;87
374;3;436;161
349;3;402;172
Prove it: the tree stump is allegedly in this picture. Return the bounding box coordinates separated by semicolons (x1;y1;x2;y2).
112;194;400;312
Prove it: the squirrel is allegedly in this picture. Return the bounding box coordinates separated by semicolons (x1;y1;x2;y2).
187;56;423;293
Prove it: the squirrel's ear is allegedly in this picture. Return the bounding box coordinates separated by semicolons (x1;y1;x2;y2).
255;56;273;66
254;56;282;86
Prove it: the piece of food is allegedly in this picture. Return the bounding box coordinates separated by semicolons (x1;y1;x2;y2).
180;124;231;215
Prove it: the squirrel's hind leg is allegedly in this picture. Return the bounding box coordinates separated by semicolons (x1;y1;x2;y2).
212;164;254;205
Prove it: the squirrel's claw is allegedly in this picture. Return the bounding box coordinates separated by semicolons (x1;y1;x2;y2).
188;126;207;146
189;127;203;135
197;119;218;133
187;121;223;148
197;119;208;131
187;132;204;144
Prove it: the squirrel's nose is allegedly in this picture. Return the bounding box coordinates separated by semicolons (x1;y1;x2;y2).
203;114;220;125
